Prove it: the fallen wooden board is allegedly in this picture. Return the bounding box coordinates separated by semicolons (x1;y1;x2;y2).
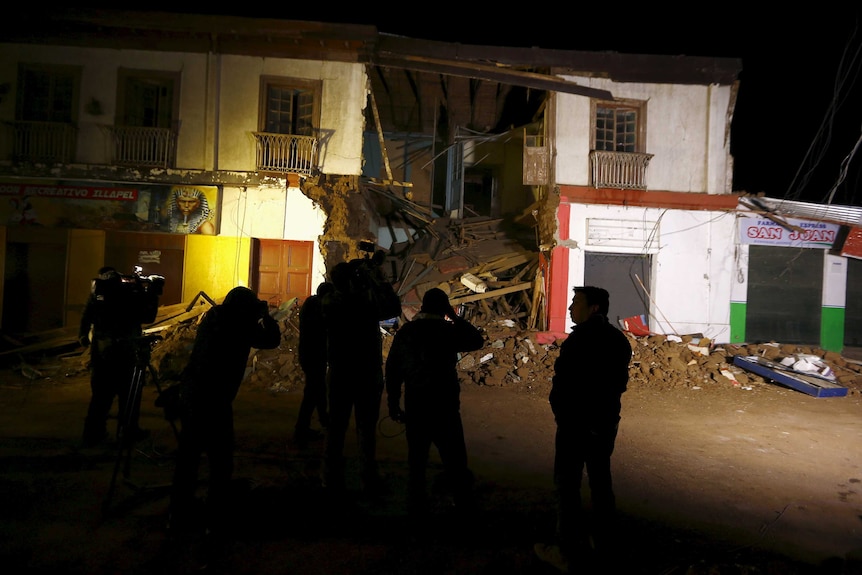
733;355;848;398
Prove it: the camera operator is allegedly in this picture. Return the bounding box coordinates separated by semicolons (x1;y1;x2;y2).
320;244;402;497
79;266;163;448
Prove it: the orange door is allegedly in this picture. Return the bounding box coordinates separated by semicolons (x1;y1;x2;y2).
254;239;313;307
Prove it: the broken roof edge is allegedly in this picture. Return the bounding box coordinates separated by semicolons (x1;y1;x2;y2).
376;35;741;86
743;195;862;227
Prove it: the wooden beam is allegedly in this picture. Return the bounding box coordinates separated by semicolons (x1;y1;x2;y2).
450;282;531;304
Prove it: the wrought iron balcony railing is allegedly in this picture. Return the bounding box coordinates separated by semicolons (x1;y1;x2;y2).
252;132;318;176
589;150;654;190
11;121;77;164
109;126;178;169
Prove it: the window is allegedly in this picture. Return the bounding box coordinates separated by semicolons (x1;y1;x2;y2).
254;77;321;174
589;99;651;189
16;64;79;123
13;64;80;163
259;77;320;136
112;69;180;168
117;69;179;128
592;100;646;153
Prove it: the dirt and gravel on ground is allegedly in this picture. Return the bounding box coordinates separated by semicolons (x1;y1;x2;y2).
2;304;862;575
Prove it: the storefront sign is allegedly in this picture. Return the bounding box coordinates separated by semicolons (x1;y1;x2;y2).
738;215;839;248
0;183;138;201
0;181;219;235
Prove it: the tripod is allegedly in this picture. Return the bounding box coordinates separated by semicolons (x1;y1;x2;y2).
102;333;177;514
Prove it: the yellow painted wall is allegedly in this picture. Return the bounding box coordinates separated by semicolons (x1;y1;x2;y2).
66;229;106;329
184;234;252;303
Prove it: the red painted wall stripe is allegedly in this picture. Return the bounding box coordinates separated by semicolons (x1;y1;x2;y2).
548;202;571;334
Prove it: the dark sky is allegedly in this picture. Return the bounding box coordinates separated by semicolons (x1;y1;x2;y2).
150;7;862;206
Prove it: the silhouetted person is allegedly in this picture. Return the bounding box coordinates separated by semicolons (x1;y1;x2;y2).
320;251;401;496
79;266;161;447
534;286;632;573
167;286;280;539
385;288;484;516
293;281;334;447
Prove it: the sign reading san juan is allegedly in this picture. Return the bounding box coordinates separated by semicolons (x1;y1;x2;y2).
738;216;839;248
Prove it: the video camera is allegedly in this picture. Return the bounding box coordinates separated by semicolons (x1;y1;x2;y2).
93;266;165;299
348;241;387;290
92;266;165;324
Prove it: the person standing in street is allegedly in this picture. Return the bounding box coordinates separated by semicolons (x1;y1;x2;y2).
320;251;401;496
293;281;334;447
79;266;161;447
385;287;485;517
167;286;281;540
534;286;632;573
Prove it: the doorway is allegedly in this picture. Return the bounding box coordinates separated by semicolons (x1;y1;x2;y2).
253;239;313;307
584;252;651;327
746;245;822;345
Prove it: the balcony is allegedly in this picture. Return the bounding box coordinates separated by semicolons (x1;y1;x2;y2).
109;126;177;169
252;132;318;176
11;121;77;164
589;150;654;190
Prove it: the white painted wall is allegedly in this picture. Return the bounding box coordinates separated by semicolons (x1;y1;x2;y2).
284;185;328;290
219;184;327;289
216;55;366;175
0;43;367;177
0;42;367;282
554;76;735;194
565;203;738;342
0;44;212;166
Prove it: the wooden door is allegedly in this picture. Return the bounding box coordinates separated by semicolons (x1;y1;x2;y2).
254;239;313;307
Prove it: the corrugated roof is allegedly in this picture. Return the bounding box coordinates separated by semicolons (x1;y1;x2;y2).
743;196;862;227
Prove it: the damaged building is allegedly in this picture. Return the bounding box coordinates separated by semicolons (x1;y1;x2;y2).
1;8;860;358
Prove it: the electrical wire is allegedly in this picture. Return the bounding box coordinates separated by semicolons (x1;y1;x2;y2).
784;19;862;204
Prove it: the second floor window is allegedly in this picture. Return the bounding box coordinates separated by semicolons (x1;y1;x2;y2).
17;64;79;123
260;77;320;136
593;101;645;153
117;70;179;128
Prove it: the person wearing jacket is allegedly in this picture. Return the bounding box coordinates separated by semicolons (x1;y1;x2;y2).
320;255;402;496
293;281;334;447
534;286;632;573
385;287;485;516
167;286;281;537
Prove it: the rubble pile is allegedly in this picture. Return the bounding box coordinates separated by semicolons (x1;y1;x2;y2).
125;302;862;399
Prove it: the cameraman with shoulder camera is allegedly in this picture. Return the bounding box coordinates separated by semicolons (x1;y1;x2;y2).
320;243;401;497
167;286;280;542
79;266;163;448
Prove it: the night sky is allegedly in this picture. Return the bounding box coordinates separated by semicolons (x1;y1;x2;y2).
136;7;862;206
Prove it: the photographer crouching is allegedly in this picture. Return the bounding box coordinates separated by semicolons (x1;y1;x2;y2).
166;286;281;543
79;266;164;448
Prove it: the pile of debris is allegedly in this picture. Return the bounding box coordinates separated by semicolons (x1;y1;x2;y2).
7;207;862;398
69;297;859;400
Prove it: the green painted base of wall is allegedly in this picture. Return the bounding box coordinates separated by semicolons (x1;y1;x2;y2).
730;302;746;343
821;306;845;352
732;301;845;351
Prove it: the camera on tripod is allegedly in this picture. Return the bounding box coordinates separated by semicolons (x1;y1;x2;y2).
92;266;165;324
